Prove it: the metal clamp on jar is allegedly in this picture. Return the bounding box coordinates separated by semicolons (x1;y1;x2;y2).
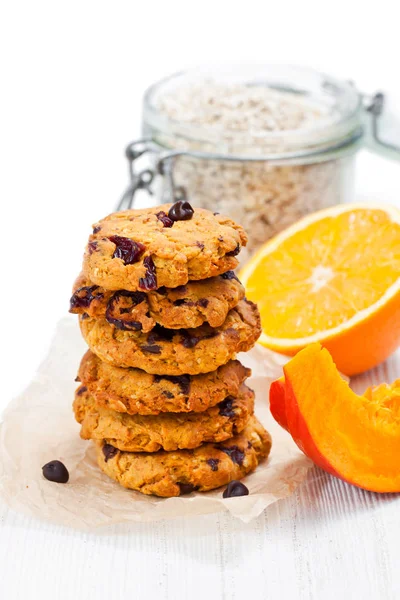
118;65;400;254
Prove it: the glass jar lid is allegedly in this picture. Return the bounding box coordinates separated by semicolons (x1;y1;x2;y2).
143;64;363;162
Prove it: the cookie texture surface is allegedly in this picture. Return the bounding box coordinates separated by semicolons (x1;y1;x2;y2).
73;384;254;452
95;416;271;497
78;351;251;415
82;204;247;291
79;299;261;374
70;271;245;331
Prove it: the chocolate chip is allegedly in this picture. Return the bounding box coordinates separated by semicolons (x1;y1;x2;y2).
139;256;157;291
221;270;240;282
141;344;162;354
178;483;198;495
223;480;249;498
168;200;194;222
156;286;168;296
247;441;253;449
206;458;220;472
174;285;188;294
218;396;236;418
226;243;241;257
214;212;220;216
42;460;69;484
162;390;174;399
173;299;195;307
197;298;209;308
156;210;174;228
81;312;89;320
74;375;81;382
93;226;101;234
181;332;200;348
218;445;245;466
196;241;205;250
102;444;118;462
218;236;224;242
69;285;103;313
76;386;87;396
88;241;99;254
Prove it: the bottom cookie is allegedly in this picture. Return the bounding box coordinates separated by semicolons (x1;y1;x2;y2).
94;416;271;497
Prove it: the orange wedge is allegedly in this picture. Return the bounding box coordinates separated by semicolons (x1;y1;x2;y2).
240;204;400;375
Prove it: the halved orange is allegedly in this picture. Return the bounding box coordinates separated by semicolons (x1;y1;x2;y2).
240;204;400;375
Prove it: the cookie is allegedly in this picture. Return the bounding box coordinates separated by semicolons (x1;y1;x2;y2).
73;383;254;452
82;204;247;291
79;299;261;374
94;416;271;497
78;350;251;415
70;270;245;331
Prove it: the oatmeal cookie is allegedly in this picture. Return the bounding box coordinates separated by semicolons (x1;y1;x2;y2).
70;270;244;331
73;384;254;452
79;299;261;374
94;416;271;497
78;350;251;415
82;203;246;291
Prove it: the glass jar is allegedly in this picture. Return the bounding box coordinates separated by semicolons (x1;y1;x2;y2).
119;65;400;256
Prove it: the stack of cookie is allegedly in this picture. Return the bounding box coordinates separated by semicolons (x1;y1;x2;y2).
70;201;271;497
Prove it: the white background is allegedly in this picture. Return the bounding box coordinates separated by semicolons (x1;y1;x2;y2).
1;1;400;599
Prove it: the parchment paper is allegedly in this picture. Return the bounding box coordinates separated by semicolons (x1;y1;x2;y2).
0;317;312;529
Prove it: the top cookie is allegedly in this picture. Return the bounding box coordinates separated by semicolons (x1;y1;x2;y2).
82;202;247;291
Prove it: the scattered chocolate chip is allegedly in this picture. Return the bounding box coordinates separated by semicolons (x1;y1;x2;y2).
218;396;236;418
162;390;174;399
196;241;205;250
217;445;245;466
226;243;241;257
197;298;209;308
178;483;198;495
221;270;240;282
206;458;220;472
93;226;101;234
69;285;103;313
42;460;69;484
102;444;118;462
139;256;157;291
76;386;87;396
109;235;145;265
105;290;146;331
88;241;99;254
81;312;89;320
154;374;190;395
168;200;194;222
141;344;162;354
223;480;249;498
156;210;174;228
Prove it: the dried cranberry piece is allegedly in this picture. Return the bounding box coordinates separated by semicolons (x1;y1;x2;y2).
139;256;157;291
141;344;162;354
218;396;236;418
197;298;209;308
109;235;145;265
226;243;241;257
178;483;199;495
154;374;190;394
221;270;240;282
168;200;194;222
223;481;249;498
88;241;99;254
156;211;174;228
69;285;103;312
102;443;118;462
105;290;146;331
206;458;220;472
217;445;245;466
76;386;87;396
